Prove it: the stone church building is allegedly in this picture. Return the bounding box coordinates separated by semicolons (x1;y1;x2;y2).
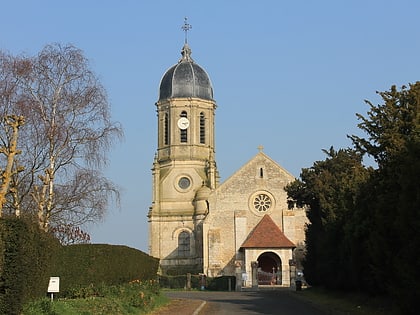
148;41;307;288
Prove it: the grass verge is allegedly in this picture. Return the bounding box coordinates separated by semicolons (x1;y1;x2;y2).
22;281;169;315
291;287;399;315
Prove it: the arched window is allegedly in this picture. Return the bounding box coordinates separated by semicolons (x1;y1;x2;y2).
260;167;264;178
164;112;169;145
200;112;205;144
180;111;187;143
178;231;190;257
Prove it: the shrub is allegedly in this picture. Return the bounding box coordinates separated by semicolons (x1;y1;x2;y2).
158;274;236;291
0;218;160;313
0;217;61;314
158;274;191;289
22;298;58;315
206;276;236;291
51;244;159;296
23;280;163;315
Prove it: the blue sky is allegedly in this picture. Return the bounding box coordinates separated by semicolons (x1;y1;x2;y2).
1;1;419;252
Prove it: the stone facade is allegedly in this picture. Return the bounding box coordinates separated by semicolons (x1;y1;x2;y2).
203;152;307;285
148;42;308;286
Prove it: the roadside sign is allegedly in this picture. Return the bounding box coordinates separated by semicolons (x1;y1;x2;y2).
48;277;60;293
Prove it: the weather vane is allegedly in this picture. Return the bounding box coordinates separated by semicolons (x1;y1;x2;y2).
181;17;192;44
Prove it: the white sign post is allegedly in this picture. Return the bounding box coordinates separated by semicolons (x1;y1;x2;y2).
47;277;60;301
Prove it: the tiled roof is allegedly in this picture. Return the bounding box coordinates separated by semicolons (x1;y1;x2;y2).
241;215;295;248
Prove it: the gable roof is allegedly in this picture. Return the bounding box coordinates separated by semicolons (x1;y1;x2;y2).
217;151;295;191
241;215;295;249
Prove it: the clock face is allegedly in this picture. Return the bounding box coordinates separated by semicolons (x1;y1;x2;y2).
177;117;190;130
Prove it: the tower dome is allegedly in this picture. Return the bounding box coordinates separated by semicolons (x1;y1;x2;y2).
159;44;214;101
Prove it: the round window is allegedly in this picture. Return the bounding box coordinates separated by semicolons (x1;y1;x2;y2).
253;193;272;212
178;177;191;189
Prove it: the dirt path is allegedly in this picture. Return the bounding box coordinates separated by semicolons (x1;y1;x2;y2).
149;299;204;315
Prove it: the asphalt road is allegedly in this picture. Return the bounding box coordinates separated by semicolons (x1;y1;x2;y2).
164;289;329;315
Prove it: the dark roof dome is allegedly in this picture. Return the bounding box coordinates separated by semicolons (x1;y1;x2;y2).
159;44;213;101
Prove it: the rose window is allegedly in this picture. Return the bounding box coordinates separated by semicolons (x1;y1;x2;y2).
178;177;191;189
253;193;272;212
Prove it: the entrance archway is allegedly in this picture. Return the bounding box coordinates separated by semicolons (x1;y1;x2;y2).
257;252;282;285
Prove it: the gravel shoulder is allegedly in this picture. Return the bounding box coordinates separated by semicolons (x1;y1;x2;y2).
149;298;204;315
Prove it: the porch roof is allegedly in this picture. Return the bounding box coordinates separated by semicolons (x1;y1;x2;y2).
241;215;296;249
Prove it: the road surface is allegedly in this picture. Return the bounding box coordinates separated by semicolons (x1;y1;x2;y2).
163;289;329;315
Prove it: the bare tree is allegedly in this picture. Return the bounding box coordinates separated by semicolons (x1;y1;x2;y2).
0;52;26;216
0;44;123;232
50;223;91;245
0;115;25;215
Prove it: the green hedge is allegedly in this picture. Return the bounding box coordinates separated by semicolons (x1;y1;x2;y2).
52;244;159;296
0;217;160;311
158;274;199;289
158;274;236;291
0;217;60;314
163;265;202;276
206;276;236;291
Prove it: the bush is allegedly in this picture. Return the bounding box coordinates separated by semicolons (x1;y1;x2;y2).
158;274;236;291
23;280;163;315
0;217;61;314
158;274;193;289
22;298;58;315
0;218;160;313
51;244;159;296
206;276;236;291
163;265;202;276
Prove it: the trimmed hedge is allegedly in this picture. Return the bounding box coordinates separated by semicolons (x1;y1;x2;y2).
158;274;200;289
0;217;60;314
52;244;159;296
0;218;160;312
163;265;202;276
206;276;236;291
158;274;236;291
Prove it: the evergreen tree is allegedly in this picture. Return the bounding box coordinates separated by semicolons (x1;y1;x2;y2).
286;148;369;289
350;83;420;313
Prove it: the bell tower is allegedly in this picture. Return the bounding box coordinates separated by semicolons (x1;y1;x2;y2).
148;19;218;274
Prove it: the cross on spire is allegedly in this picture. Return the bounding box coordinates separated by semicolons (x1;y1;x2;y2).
181;17;192;44
257;145;264;152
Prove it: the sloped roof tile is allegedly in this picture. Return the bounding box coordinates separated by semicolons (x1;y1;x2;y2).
241;215;295;248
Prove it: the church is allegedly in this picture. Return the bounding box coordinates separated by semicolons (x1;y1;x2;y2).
148;34;307;288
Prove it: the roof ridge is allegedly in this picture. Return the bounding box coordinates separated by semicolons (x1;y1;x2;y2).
241;215;295;249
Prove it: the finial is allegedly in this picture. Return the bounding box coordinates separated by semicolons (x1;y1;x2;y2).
181;17;192;44
257;145;264;152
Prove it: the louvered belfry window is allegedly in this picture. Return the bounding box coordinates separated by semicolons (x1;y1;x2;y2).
200;112;205;144
164;112;169;145
180;111;187;143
